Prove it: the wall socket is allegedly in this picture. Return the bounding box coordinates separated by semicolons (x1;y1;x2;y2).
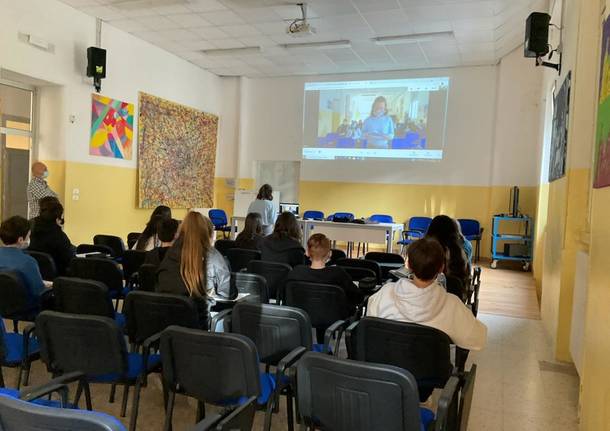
72;188;80;201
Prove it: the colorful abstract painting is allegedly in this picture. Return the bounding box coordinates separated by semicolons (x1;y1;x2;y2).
89;94;134;159
594;17;610;188
137;92;218;208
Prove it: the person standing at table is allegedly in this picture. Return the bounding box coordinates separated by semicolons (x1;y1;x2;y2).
27;162;58;218
247;184;276;236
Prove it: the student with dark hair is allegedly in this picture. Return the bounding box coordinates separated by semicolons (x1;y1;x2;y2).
425;215;470;284
29;199;75;276
259;212;305;267
367;237;486;350
234;212;264;250
144;218;180;266
133;205;172;251
247;184;276;236
0;216;47;306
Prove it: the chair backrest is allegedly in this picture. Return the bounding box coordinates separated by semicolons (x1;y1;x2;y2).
331;212;354;222
284;281;348;328
0;272;33;318
76;244;114;256
346;317;453;400
126;232;140;250
121;250;147;280
302;210;324;220
36;311;127;378
296;352;422;431
226;248;261;272
69;257;124;294
208;209;228;227
93;235;126;258
137;264;158;292
364;252;405;265
369;214;394;223
339;266;377;282
408;217;432;233
246;260;291;301
231;272;269;303
0;393;127;431
24;250;57;281
336;258;381;283
160;326;260;404
123;291;199;345
214;239;237;257
53;277;115;319
231;302;312;365
328;248;346;266
457;219;481;237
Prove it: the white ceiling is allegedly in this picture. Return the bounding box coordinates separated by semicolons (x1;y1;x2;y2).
59;0;549;77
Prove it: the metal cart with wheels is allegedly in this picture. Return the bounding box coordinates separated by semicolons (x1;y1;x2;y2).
490;215;533;271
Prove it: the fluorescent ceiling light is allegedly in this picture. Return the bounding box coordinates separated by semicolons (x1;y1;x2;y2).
201;46;262;56
109;0;188;10
280;40;351;50
373;31;454;46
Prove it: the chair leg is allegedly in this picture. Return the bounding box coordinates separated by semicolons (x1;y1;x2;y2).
164;391;176;431
0;368;4;388
129;378;143;431
109;383;116;403
196;400;205;422
120;384;130;417
286;392;295;431
74;380;83;408
84;381;93;410
12;321;18;333
263;396;275;431
16;361;25;389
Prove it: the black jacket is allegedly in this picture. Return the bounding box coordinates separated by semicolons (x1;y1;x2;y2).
234;233;264;251
143;246;170;267
259;235;305;267
29;219;75;276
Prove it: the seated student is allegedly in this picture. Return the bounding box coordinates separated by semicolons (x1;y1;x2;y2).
29;198;75;276
367;237;487;351
425;215;470;288
234;212;264;250
133;205;172;251
144;218;179;266
0;216;48;307
259;212;305;267
156;212;232;328
287;233;364;312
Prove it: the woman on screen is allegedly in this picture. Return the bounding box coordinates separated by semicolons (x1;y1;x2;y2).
362;96;395;149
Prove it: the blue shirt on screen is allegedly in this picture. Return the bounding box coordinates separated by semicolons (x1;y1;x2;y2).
0;247;46;305
362;115;395;148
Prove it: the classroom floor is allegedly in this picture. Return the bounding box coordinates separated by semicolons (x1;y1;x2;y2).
0;264;580;431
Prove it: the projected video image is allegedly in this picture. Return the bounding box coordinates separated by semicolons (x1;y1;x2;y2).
302;78;450;161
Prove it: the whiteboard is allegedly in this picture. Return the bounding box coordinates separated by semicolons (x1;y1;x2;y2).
233;190;280;218
255;161;300;203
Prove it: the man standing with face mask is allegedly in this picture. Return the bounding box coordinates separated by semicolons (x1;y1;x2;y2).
27;162;58;219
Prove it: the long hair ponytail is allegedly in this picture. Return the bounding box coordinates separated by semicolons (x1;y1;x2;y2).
178;212;212;297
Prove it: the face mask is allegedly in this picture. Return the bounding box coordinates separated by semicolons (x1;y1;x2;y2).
42;171;49;179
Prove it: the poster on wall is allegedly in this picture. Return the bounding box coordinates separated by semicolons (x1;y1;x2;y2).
137;92;218;208
89;94;134;159
594;17;610;188
549;72;571;182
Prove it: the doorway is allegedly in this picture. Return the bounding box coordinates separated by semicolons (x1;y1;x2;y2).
0;81;34;219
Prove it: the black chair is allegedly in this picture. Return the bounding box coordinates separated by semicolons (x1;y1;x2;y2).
76;244;114;256
231;272;269;304
34;311;161;431
24;250;57;281
327;248;346;266
69;257;125;308
0;271;40;329
191;396;257;431
364;251;405;280
434;364;477;431
214;239;237;257
339;266;377;283
93;235;126;258
160;326;269;431
296;352;435;431
283;281;353;350
121;250;147;287
53;277;125;329
336;258;382;284
226;248;261;272
0;319;39;389
136;264;158;292
126;233;140;250
346;317;454;402
246;260;291;302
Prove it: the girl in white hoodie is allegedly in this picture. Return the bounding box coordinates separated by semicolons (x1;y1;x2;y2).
367;237;487;351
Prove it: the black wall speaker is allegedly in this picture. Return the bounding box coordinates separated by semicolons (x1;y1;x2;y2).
524;12;551;58
86;47;106;79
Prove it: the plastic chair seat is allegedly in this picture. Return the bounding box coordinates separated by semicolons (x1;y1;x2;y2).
91;352;161;383
220;372;276;406
419;408;435;431
114;313;126;329
3;333;39;365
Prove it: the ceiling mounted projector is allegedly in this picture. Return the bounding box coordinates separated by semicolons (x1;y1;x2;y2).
287;3;316;37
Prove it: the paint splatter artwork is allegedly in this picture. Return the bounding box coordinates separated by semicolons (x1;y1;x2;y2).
137;92;218;208
90;94;134;159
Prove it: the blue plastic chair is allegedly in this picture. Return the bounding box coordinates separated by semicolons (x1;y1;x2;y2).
209;209;232;238
303;210;325;220
0;319;39;389
369;214;394;224
458;219;483;262
397;217;433;254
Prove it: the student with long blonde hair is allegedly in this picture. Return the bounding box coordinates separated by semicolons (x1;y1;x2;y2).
157;211;232;327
